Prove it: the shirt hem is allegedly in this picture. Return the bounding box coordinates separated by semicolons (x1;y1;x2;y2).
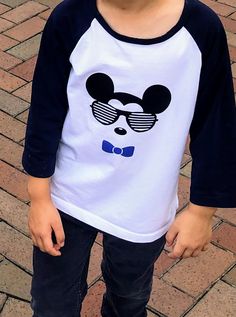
50;193;176;243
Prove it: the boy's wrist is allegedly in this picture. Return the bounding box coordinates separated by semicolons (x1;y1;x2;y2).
187;202;217;219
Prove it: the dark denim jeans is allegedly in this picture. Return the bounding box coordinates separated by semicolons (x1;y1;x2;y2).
30;209;166;317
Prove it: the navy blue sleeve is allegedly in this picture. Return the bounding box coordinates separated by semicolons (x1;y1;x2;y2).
22;9;72;178
189;18;236;208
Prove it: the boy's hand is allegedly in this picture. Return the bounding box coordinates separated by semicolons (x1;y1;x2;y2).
165;203;216;259
28;200;65;257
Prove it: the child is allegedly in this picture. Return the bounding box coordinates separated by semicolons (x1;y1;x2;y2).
22;0;236;316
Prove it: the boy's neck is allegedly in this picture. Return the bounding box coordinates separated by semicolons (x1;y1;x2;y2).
100;0;164;13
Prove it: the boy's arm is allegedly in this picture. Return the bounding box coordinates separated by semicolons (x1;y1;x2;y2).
22;8;71;255
166;16;236;259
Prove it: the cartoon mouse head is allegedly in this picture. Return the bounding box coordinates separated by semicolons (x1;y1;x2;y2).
86;73;171;136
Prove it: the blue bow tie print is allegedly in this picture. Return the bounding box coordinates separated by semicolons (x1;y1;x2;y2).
102;140;135;157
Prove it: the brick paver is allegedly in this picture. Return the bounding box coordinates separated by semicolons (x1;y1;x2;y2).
0;1;235;316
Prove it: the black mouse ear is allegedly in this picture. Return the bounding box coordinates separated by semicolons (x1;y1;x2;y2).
142;85;171;113
86;73;114;102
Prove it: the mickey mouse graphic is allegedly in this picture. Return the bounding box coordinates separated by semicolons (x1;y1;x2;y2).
86;73;171;157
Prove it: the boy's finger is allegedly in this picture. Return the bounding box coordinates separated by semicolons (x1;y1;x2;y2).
181;248;194;258
52;221;65;247
165;226;178;246
168;241;185;259
42;235;61;256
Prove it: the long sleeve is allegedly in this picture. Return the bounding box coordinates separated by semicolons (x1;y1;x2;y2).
189;18;236;208
22;10;72;178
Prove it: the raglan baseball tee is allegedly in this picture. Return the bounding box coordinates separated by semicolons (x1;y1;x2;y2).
22;0;236;242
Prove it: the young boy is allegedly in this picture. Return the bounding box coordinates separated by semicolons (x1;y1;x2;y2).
22;0;236;316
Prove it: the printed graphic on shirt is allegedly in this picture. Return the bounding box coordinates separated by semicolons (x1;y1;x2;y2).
86;73;172;157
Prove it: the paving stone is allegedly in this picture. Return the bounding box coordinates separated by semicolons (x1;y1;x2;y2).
220;16;236;34
148;277;194;317
0;189;29;235
185;134;190;155
0;0;28;8
0;292;7;310
0;34;18;51
0;259;31;300
1;297;32;317
0;161;28;202
1;1;47;23
212;222;236;253
181;153;191;168
0;135;24;170
13;82;32;102
4;16;45;42
185;280;236;317
88;242;103;285
0;110;25;142
0;68;26;93
227;31;236;47
201;0;236;16
7;33;42;61
218;0;236;7
0;50;22;70
0;89;28;116
154;250;177;278
0;222;32;273
39;8;52;20
232;62;236;78
180;160;192;178
229;45;236;63
222;265;236;286
0;3;10;14
95;232;103;246
163;243;236;297
81;280;106;317
37;0;62;8
10;56;37;81
231;11;236;20
16;109;29;123
178;175;190;211
0;17;14;32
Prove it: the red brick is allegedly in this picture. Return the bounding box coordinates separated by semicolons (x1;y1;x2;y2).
181;153;191;167
215;207;236;225
154;250;178;277
163;243;236;297
16;109;29;123
226;31;236;47
0;17;14;32
1;297;32;317
87;242;103;286
185;134;190;155
3;16;45;41
0;134;23;170
233;77;236;90
0;222;32;272
229;45;236;63
1;1;47;23
13;82;32;102
148;277;194;317
178;175;191;211
81;280;106;317
0;69;26;92
212;222;236;253
218;0;236;7
201;0;236;16
0;189;29;236
0;110;26;142
185;280;236;317
220;16;236;34
39;8;53;20
232;62;236;78
0;34;18;51
222;266;236;286
10;55;37;81
0;160;28;202
0;3;10;14
231;11;236;20
0;50;22;70
95;232;103;246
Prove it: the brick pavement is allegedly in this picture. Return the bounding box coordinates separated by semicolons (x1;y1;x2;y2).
0;0;236;316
